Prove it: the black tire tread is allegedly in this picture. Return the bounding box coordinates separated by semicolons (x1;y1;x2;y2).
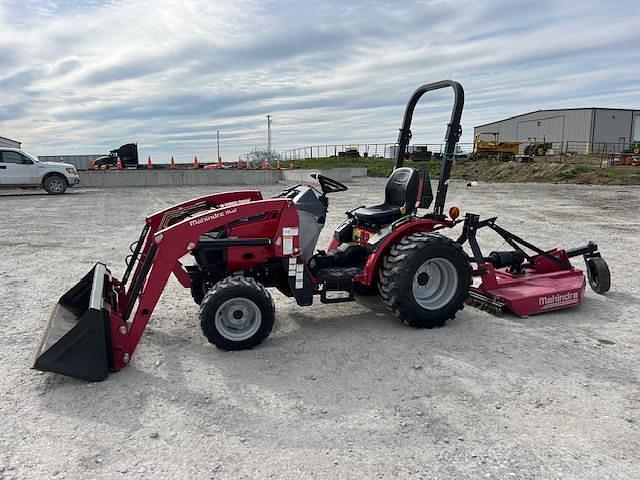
586;257;611;294
43;174;68;195
379;232;471;328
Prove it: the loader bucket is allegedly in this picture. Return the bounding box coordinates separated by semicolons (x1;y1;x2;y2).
33;263;112;381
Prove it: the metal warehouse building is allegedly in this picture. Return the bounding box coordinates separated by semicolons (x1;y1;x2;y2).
0;136;21;149
474;108;640;153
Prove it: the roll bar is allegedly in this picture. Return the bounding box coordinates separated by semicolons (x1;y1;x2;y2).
394;80;464;217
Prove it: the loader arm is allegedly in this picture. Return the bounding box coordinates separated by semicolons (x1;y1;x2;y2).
123;191;263;287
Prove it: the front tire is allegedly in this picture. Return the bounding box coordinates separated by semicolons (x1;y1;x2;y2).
43;175;67;194
379;233;471;328
200;276;275;350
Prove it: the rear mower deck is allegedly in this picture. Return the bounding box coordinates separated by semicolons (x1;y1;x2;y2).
459;214;606;318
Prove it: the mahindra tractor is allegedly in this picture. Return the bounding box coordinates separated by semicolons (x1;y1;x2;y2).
34;80;611;381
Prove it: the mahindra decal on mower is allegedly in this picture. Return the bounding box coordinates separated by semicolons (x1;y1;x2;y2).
539;292;580;309
33;80;610;382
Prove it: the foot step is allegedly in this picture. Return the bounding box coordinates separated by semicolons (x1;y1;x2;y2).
320;280;355;304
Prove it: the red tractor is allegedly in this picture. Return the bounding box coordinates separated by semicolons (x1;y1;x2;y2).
34;81;610;381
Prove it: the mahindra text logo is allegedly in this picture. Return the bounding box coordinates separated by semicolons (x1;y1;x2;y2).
538;291;579;310
188;207;238;227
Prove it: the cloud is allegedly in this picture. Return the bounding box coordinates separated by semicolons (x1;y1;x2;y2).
0;0;638;161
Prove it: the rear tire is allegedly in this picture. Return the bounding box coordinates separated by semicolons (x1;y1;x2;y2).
379;233;471;328
43;174;67;194
586;257;610;294
200;276;275;350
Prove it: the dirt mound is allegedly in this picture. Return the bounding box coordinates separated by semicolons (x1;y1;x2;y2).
451;160;640;185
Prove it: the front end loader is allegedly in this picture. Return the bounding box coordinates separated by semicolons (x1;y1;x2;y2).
34;80;610;382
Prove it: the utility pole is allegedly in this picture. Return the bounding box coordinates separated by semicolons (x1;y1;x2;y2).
216;129;220;161
266;115;272;160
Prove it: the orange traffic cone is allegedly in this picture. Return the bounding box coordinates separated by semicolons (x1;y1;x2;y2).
275;159;282;170
170;156;176;169
88;159;95;170
147;155;153;169
116;157;123;170
216;156;223;169
193;155;199;169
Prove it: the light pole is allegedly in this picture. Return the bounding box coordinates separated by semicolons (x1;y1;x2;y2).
216;129;220;161
266;115;272;160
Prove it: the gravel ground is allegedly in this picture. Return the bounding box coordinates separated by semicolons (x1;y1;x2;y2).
0;179;638;479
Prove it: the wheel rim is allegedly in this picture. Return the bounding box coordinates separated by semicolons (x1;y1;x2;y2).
214;298;262;341
412;257;459;310
49;178;64;192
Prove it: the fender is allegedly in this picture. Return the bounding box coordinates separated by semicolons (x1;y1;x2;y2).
355;217;452;285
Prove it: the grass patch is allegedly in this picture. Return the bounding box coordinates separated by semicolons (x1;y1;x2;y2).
294;157;440;178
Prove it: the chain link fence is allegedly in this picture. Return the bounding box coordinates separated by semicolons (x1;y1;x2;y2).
273;140;639;167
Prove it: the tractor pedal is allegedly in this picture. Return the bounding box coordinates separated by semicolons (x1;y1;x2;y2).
466;291;505;316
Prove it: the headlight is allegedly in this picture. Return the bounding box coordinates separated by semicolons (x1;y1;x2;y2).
65;167;76;174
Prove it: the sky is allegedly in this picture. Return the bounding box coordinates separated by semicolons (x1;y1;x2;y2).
0;0;639;162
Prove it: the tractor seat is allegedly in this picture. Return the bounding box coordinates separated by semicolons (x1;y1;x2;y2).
352;167;419;225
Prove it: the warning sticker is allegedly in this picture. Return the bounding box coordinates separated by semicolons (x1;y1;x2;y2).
288;257;297;276
283;227;299;236
283;236;293;255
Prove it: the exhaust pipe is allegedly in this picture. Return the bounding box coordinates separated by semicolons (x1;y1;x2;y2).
33;263;113;381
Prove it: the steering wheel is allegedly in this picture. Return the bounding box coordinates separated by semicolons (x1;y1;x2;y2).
311;173;348;195
273;183;302;198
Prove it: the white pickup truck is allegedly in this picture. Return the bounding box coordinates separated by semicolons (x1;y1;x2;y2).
0;148;80;194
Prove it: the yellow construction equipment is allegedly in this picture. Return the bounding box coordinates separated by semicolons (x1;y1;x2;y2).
470;132;520;161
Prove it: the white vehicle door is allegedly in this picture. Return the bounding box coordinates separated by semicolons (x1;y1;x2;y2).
0;150;38;185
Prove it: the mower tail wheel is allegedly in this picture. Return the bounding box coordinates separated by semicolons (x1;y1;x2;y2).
586;257;610;294
200;276;275;350
379;232;471;328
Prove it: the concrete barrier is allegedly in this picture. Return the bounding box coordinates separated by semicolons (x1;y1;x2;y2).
78;167;367;188
79;169;281;188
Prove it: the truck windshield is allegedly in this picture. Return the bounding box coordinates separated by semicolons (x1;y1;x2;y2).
24;152;39;163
